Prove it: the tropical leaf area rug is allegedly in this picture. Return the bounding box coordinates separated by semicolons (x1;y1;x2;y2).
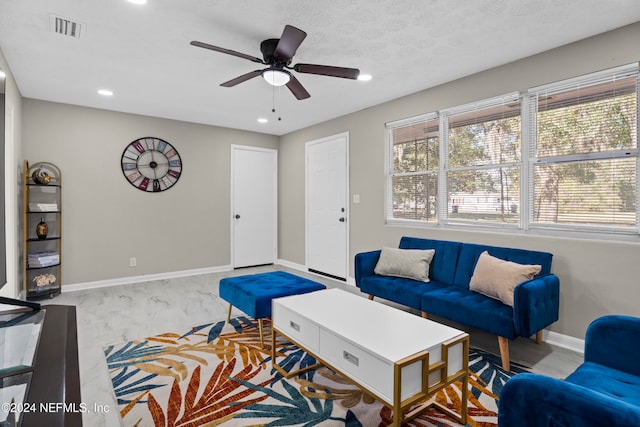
104;316;527;427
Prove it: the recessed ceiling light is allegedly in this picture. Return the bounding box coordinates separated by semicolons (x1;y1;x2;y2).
97;89;114;96
257;118;268;124
128;0;147;4
357;74;372;82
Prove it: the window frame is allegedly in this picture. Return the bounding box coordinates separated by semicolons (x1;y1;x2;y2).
384;62;640;240
440;92;523;230
385;113;440;225
525;63;639;236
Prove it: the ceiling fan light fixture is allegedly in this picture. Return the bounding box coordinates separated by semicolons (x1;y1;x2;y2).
262;69;290;86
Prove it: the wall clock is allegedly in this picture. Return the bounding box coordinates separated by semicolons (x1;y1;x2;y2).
121;137;182;192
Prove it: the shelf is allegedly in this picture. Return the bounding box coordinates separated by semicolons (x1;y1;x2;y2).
24;161;62;301
27;211;61;214
26;183;61;188
26;287;61;300
26;264;61;271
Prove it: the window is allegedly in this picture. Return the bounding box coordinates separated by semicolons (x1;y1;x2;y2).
528;64;639;233
443;93;521;227
386;114;439;222
385;63;640;238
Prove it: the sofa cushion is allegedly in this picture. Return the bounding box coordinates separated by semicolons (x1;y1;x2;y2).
453;243;552;288
421;286;517;338
470;251;541;306
358;275;438;311
399;237;462;285
374;247;435;282
566;362;640;407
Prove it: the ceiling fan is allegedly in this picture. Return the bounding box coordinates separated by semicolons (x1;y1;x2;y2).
190;25;360;100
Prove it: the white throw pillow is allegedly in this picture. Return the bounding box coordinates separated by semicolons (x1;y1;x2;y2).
470;251;541;306
374;247;435;282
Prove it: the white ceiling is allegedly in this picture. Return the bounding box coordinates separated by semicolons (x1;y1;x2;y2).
1;1;640;136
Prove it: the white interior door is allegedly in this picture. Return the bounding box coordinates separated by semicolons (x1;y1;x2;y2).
231;145;277;268
306;133;348;280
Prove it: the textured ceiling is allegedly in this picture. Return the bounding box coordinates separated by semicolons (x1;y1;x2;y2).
1;0;640;135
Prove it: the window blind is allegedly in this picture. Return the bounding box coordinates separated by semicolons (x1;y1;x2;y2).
527;63;639;232
442;93;522;226
385;113;439;222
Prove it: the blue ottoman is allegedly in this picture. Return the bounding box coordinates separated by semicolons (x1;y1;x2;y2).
219;271;326;345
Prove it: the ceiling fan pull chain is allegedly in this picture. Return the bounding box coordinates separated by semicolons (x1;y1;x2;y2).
271;85;282;121
272;83;276;114
277;86;282;121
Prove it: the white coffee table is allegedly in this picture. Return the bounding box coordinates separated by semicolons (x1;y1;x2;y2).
271;288;469;426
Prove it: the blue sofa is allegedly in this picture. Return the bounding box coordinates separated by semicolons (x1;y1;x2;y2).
498;315;640;426
354;236;560;370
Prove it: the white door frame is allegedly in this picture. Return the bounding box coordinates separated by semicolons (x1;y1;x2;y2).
305;131;349;279
230;144;278;268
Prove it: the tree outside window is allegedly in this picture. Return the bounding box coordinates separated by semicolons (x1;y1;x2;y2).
445;98;521;225
385;64;639;236
532;77;637;229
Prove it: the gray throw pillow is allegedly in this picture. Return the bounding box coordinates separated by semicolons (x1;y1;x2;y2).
374;247;435;282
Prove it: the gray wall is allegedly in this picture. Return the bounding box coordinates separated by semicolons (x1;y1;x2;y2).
0;47;22;299
15;23;640;339
22;100;278;284
279;22;640;339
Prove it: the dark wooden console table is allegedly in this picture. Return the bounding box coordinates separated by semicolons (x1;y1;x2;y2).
1;304;82;427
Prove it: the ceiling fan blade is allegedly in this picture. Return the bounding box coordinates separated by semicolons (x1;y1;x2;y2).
286;75;311;100
190;41;264;64
294;63;360;80
275;25;307;61
220;70;263;87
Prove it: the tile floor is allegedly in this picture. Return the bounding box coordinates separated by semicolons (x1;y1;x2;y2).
44;265;582;426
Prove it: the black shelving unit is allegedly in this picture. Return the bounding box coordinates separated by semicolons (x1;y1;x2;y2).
24;161;62;300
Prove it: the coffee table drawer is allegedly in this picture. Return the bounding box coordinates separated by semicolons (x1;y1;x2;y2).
318;329;394;402
273;304;320;352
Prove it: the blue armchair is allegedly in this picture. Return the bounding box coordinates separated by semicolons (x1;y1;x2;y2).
498;315;640;426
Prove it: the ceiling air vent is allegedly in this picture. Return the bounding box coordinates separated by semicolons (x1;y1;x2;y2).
50;14;84;38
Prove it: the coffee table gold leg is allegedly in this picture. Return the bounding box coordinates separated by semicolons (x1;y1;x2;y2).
271;327;324;379
392;405;402;426
461;373;468;425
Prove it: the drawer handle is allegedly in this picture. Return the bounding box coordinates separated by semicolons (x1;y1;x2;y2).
343;350;359;366
289;321;300;332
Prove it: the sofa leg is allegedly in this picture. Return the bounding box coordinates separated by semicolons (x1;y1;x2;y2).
498;336;510;371
535;330;543;344
368;294;374;301
421;312;428;319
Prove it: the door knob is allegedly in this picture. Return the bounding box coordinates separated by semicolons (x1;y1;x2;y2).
235;214;241;219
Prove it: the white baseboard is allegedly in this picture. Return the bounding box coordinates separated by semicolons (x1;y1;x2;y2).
542;329;585;354
62;260;584;355
63;265;233;293
63;260;355;293
275;259;356;286
275;258;306;271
